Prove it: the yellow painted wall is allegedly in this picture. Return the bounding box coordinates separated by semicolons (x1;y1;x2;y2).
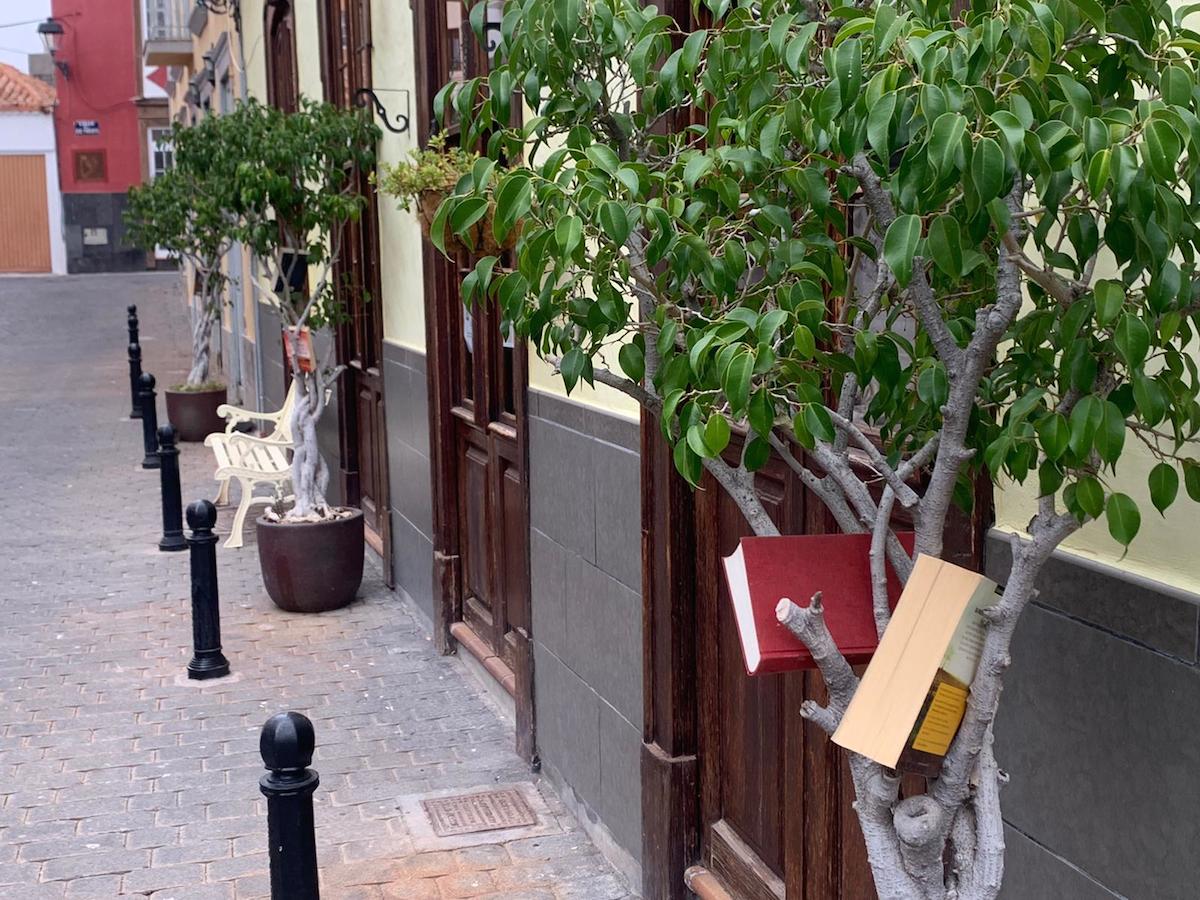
239;0;268;102
371;0;427;352
995;182;1200;595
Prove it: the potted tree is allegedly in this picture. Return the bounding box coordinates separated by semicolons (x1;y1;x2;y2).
126;118;239;441
230;97;381;613
438;2;1200;897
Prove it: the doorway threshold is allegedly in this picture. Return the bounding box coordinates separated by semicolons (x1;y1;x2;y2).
450;621;517;722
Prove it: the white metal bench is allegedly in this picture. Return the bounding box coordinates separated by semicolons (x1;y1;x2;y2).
206;385;298;549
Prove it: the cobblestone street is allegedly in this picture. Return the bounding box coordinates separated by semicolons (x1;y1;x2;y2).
0;274;633;899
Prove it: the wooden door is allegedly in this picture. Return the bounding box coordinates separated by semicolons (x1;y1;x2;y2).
320;0;391;575
0;155;51;273
414;0;535;761
694;449;875;899
265;1;299;114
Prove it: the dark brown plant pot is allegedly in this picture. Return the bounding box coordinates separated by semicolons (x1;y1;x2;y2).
165;386;227;442
256;509;364;613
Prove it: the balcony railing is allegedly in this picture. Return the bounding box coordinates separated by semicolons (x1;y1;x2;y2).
144;0;193;66
146;0;190;41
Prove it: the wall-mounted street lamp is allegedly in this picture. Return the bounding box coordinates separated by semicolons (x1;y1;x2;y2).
37;18;69;79
354;88;410;135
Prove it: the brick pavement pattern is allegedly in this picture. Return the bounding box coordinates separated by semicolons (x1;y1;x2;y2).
0;274;634;900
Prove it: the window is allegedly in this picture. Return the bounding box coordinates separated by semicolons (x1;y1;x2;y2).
148;128;173;179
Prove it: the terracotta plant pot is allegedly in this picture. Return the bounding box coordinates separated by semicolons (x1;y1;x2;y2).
165;385;227;442
417;189;518;257
256;509;364;613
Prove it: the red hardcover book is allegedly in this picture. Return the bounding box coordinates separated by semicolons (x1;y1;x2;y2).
722;532;916;675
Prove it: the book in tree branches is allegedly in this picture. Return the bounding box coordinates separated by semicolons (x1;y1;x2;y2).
832;554;999;776
722;532;916;676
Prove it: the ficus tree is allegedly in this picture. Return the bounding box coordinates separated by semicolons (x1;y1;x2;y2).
126;118;240;388
435;0;1200;896
229;97;380;519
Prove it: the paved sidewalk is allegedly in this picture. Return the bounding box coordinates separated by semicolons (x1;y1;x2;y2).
0;274;633;899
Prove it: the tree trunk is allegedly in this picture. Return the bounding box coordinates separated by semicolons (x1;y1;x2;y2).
287;372;330;518
186;303;215;387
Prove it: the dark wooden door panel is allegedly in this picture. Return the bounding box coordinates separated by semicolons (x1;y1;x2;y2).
696;443;882;898
320;0;390;576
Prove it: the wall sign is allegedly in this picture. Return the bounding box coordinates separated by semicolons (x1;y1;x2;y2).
82;228;109;246
73;120;100;135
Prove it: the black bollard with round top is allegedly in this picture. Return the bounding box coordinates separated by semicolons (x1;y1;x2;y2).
260;712;321;900
157;426;186;552
127;305;142;419
138;373;160;469
128;342;143;420
186;500;230;680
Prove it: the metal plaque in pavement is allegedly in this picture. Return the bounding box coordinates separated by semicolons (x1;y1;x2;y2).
420;787;538;837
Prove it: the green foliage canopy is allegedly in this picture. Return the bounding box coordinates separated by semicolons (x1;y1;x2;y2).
437;0;1200;548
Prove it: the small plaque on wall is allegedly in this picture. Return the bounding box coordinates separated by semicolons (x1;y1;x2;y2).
73;119;100;135
82;228;108;246
73;150;107;183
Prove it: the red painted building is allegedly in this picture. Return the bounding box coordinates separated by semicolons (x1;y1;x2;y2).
46;0;168;272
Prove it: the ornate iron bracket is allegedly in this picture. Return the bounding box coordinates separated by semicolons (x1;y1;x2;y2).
354;88;411;135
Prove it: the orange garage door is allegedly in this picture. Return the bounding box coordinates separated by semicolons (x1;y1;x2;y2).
0;154;51;273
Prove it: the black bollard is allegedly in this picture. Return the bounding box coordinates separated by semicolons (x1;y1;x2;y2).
128;342;143;420
139;373;161;469
127;304;139;345
157;426;186;552
259;712;320;900
186;500;230;680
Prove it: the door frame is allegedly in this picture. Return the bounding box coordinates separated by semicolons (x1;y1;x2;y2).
413;0;536;764
316;0;393;583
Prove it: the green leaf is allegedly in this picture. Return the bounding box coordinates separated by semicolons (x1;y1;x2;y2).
705;414;731;455
493;172;533;244
883;214;922;287
1184;460;1200;502
1143;119;1182;181
585;144;620;176
618;342;645;383
867;93;897;160
687;423;715;459
683;153;714;189
970;137;1006;202
598;202;632;246
1038;412;1070;460
449;196;489;241
722;350;754;415
1162;65;1193;107
917;362;949;407
1095;401;1126;465
560;346;589;394
1094;279;1124;326
1149;463;1179;514
990;110;1025;155
791;410;814;449
1072;0;1106;32
1086;148;1111;198
1132;373;1167;427
793;324;816;359
928;113;968;176
1076;476;1105;518
804;404;835;443
927;214;963;277
1114;314;1151;368
1105;492;1141;545
1069;394;1104;456
555;215;583;257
